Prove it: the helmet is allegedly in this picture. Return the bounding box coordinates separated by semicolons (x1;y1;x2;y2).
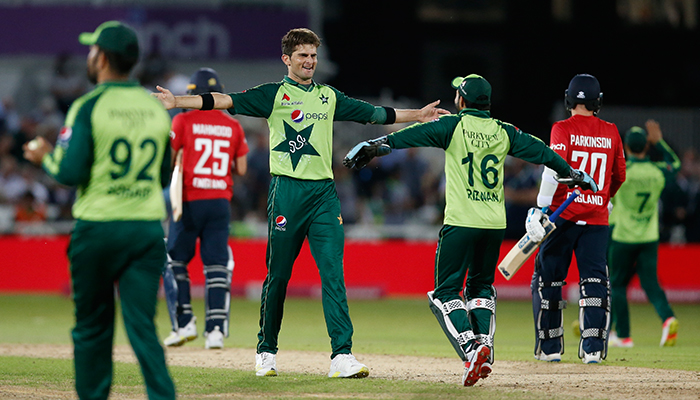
187;68;223;95
564;74;602;113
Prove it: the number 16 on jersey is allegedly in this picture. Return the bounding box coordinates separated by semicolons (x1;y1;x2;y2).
497;189;581;280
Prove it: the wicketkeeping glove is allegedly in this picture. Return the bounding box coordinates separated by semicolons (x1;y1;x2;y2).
343;136;392;170
555;169;599;193
525;207;547;242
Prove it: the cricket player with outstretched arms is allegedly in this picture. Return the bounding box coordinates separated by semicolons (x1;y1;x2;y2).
528;74;626;364
162;68;249;350
153;27;450;379
343;74;597;386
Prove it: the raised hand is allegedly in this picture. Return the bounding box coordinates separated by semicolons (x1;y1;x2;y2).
418;100;451;123
645;119;662;144
153;85;176;110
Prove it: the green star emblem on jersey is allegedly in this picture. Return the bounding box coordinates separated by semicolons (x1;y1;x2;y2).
319;94;329;104
273;121;320;170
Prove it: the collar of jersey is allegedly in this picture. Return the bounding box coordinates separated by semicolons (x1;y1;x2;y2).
96;80;140;88
283;76;316;92
458;108;491;118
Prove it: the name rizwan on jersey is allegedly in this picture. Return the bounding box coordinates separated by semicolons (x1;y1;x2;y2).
466;188;500;202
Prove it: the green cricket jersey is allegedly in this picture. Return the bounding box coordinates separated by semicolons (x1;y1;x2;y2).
610;140;680;243
42;81;172;221
228;76;387;180
387;109;571;229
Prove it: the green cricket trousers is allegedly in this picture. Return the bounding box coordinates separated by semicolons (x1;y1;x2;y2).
69;220;175;400
433;225;503;353
257;175;353;358
608;240;674;338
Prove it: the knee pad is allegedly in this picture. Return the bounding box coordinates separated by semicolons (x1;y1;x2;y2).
204;263;232;336
171;261;193;328
162;255;179;331
533;277;567;357
577;277;610;359
428;291;475;361
466;286;497;362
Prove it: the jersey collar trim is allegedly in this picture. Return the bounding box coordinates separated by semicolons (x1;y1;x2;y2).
458;108;491;118
283;76;316;92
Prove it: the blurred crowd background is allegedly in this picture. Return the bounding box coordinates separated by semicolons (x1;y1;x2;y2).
1;0;700;242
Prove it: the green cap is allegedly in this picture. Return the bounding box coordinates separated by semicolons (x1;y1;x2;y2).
79;21;139;59
625;126;648;153
451;74;491;105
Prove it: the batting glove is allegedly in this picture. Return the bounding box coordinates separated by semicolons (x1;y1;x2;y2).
343;136;392;170
556;169;599;193
525;207;547;242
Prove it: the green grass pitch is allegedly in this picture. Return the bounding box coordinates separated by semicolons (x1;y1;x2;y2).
0;294;698;399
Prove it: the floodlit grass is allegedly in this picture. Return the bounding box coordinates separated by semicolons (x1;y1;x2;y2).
0;294;698;398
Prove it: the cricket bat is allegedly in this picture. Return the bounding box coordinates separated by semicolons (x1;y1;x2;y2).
497;189;581;280
170;149;184;222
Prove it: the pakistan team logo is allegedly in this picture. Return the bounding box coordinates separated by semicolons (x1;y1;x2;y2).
272;121;320;170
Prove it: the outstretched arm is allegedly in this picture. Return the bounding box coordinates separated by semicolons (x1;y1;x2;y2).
153;86;233;110
395;100;450;123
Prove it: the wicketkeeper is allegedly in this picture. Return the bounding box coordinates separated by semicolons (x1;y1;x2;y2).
344;74;596;386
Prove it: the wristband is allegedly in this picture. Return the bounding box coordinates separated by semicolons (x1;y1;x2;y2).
200;93;214;110
383;106;396;125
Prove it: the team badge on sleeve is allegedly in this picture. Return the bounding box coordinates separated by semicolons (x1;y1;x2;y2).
58;126;72;145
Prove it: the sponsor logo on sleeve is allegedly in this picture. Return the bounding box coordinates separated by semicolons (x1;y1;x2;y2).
551;143;566;151
58;126;72;144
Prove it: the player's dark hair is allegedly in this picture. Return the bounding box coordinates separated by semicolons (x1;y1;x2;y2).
281;28;321;56
464;100;490;111
100;47;137;76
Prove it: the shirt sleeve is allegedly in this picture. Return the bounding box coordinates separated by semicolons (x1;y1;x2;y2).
227;83;278;119
330;86;376;123
506;123;571;177
170;113;184;152
609;128;627;197
655;139;681;173
385;115;458;150
42;103;94;187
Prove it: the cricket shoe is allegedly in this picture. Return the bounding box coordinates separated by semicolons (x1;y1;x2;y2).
462;343;491;387
255;352;278;377
534;351;561;362
163;331;186;347
328;354;369;378
660;317;679;347
205;326;224;349
582;351;602;364
609;332;634;348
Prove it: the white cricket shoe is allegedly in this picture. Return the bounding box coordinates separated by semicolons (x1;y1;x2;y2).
660;317;678;347
609;331;634;348
163;331;186;347
255;352;278;376
328;354;369;378
205;326;224;349
163;316;198;347
463;343;491;386
534;351;561;362
582;351;602;364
